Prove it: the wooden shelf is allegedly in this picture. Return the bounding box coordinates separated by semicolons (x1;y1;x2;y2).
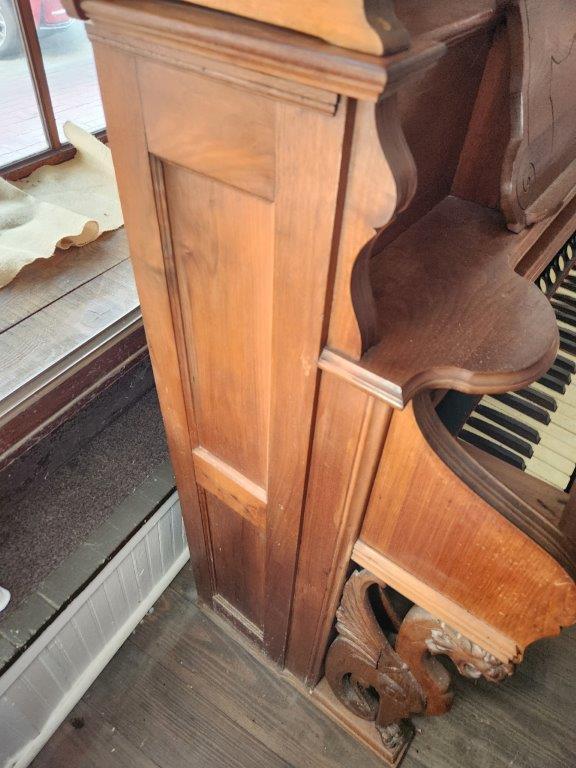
321;196;559;407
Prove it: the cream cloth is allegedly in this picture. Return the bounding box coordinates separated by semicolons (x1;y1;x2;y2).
0;122;123;288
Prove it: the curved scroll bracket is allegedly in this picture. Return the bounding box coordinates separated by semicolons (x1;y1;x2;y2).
328;95;418;360
324;568;516;755
325;570;423;756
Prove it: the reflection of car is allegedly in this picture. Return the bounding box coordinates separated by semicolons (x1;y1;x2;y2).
0;0;71;58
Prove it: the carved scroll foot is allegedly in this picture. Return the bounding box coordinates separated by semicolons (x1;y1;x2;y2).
323;569;516;762
395;605;515;715
324;569;422;763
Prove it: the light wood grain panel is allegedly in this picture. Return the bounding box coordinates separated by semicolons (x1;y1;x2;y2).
165;163;273;488
139;60;276;200
192;446;266;529
264;98;348;661
286;372;392;684
92;43;214;601
359;401;576;655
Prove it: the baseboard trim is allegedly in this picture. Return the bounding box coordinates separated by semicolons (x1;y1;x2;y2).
0;491;189;768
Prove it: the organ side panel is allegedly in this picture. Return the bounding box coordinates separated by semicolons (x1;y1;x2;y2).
90;14;348;649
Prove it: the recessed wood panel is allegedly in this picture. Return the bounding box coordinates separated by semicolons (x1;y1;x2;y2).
164;163;273;488
138;60;276;200
206;492;265;629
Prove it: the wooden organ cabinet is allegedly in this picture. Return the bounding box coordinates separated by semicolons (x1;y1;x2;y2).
63;0;576;763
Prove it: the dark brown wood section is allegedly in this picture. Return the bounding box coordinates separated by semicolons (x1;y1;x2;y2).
30;568;576;768
321;196;560;407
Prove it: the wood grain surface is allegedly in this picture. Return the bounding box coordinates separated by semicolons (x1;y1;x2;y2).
31;569;576;768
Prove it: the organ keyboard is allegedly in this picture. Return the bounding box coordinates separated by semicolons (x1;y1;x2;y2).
460;235;576;490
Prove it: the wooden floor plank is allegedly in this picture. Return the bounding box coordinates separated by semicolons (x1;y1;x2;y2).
80;640;293;768
129;585;385;768
31;567;576;768
0;230;130;334
0;259;138;403
31;700;160;768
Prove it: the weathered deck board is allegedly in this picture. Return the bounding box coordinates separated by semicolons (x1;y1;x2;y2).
31;566;576;768
0;230;130;334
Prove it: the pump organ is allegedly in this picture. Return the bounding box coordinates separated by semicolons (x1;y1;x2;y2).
63;0;576;762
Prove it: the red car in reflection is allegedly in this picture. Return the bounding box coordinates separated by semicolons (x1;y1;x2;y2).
0;0;71;57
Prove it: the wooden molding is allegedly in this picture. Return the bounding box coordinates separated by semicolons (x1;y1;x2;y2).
192;447;267;529
352;540;520;663
173;0;410;56
324;197;560;407
84;0;445;103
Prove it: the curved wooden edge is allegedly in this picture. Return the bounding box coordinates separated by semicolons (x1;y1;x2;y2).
172;0;410;57
413;392;576;579
325;196;560;407
500;1;576;232
84;0;445;103
319;333;558;409
358;402;576;659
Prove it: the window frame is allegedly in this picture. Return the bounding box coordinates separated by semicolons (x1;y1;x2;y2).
1;0;106;180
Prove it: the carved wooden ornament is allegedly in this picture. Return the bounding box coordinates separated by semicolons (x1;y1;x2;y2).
502;0;576;231
325;570;516;749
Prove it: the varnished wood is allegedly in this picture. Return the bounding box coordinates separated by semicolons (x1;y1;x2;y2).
286;373;392;684
178;0;411;56
92;43;215;602
192;447;267;529
322;197;559;407
75;0;576;763
357;398;576;659
322;568;516;753
501;0;576;232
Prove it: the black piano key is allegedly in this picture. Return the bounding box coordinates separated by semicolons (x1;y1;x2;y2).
467;417;533;458
493;392;550;424
560;336;576;356
537;374;566;394
517;386;557;411
563;276;576;289
554;291;576;308
555;308;576;328
552;299;576;321
475;404;540;443
556;354;576;373
548;364;571;384
552;301;576;323
460;430;526;471
560;326;576;345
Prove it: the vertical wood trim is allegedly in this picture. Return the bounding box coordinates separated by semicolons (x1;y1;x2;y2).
91;42;213;600
148;157;217;596
285;374;392;683
263;100;348;662
15;0;60;149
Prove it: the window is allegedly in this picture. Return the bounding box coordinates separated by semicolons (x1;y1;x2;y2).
0;0;105;178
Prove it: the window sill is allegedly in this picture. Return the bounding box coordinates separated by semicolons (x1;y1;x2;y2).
0;228;145;468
